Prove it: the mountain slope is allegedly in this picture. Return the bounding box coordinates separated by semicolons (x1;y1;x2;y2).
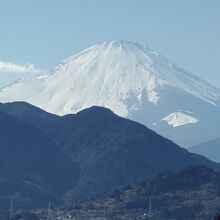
0;41;220;147
189;137;220;162
46;106;220;200
1;102;220;201
0;110;79;208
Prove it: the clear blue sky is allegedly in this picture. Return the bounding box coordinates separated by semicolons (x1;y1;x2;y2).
0;0;220;87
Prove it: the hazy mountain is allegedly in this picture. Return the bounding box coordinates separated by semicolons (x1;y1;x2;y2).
189;137;220;162
0;41;220;147
46;106;220;200
1;102;220;202
0;110;79;208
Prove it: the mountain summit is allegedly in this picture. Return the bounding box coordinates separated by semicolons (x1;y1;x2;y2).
0;41;220;146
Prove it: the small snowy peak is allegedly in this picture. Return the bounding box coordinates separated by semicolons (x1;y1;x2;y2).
162;111;199;127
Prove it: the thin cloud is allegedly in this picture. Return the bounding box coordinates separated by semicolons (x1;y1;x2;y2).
0;60;42;74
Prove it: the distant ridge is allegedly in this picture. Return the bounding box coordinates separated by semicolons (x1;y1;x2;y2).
189;137;220;162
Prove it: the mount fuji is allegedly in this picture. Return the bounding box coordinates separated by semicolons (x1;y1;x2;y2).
0;41;220;147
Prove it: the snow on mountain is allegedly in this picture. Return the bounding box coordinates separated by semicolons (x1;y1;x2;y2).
0;40;220;147
162;111;199;127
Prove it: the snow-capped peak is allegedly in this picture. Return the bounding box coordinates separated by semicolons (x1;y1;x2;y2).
1;40;220;116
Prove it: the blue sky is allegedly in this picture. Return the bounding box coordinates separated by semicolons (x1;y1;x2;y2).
0;0;220;87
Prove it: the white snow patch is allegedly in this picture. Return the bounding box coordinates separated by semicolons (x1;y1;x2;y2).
162;112;199;127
